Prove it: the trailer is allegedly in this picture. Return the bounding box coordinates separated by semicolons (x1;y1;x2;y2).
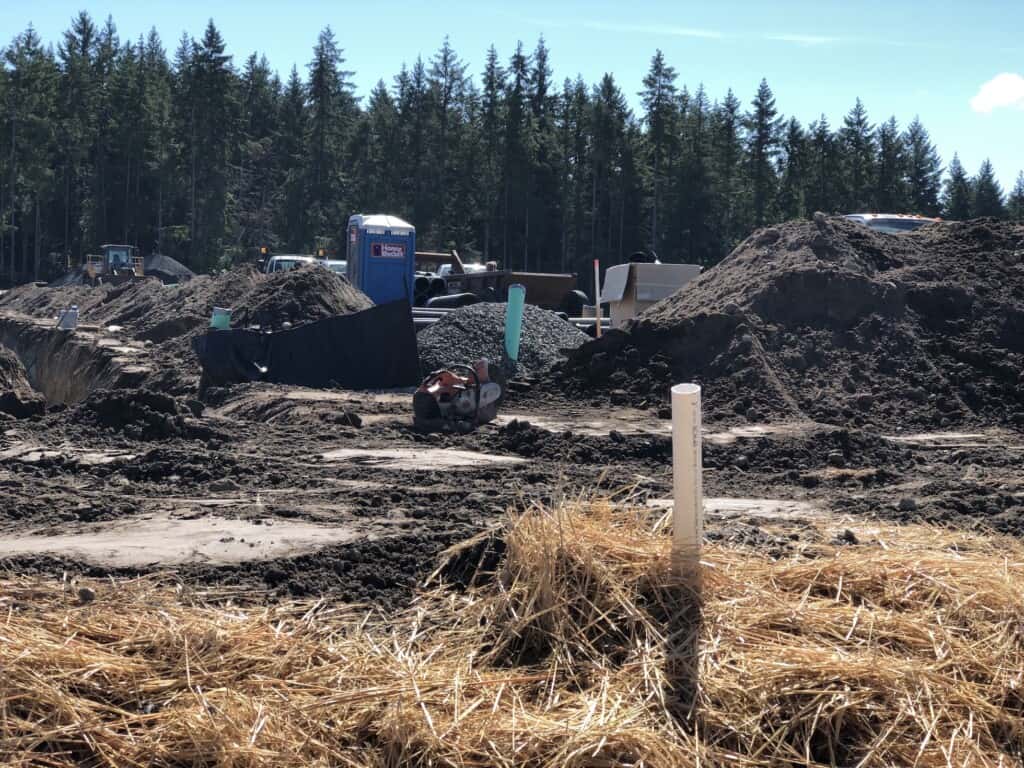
414;250;586;313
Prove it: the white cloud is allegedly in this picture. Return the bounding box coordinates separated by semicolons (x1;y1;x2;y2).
970;72;1024;113
765;33;838;46
581;21;724;39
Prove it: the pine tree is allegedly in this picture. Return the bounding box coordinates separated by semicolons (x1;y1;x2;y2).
502;42;533;267
839;98;875;210
427;37;468;246
903;117;942;216
805;115;842;213
560;76;589;273
972;159;1005;218
776;117;807;220
590;73;630;264
477;47;506;260
710;89;745;247
527;37;561;271
3;25;59;280
55;11;98;259
306;26;355;247
276;66;307;251
874;116;906;212
1008;172;1024;222
639;50;677;252
942;154;972;220
745;78;782;226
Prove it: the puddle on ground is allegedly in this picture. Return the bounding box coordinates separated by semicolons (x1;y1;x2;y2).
0;513;361;567
647;496;822;520
322;447;526;470
0;443;137;466
495;411;671;437
494;415;818;443
882;431;1023;449
704;423;817;446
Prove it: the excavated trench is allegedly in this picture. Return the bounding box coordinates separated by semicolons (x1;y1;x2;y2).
0;312;153;404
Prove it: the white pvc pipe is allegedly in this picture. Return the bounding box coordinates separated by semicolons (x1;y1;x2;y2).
593;259;602;338
671;383;703;572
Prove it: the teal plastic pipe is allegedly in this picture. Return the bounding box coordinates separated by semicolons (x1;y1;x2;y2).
505;284;526;363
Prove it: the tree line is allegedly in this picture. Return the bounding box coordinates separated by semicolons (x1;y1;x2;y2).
2;14;1022;283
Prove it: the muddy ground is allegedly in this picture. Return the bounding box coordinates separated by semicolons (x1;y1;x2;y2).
2;379;1022;610
2;217;1023;609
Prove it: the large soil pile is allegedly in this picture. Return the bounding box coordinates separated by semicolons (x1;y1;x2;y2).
564;215;1024;428
418;303;588;379
0;264;374;395
231;265;372;329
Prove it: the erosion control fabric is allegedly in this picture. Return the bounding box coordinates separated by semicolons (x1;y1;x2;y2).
193;300;420;390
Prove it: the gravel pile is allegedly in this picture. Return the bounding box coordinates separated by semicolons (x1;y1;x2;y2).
563;215;1024;428
418;303;589;379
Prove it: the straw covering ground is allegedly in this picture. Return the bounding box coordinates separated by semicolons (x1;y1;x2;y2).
2;500;1023;766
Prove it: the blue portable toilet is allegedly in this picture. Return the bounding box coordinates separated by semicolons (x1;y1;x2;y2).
345;214;416;305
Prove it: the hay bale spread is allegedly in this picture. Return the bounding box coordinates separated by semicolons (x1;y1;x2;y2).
2;500;1021;765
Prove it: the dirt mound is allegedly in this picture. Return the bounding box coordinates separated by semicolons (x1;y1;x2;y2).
564;216;1024;428
0;347;45;418
418;303;588;379
0;265;373;396
231;264;372;329
76;389;208;440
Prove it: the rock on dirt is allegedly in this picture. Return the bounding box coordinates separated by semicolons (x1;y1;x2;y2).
418;303;589;379
0;347;45;418
563;216;1024;428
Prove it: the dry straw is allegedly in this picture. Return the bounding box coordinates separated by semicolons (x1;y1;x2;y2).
1;500;1022;766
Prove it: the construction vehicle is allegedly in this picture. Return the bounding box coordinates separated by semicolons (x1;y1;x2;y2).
84;244;144;284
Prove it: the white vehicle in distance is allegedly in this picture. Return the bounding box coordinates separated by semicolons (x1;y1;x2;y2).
438;262;488;278
844;213;942;234
323;259;347;276
264;254;316;273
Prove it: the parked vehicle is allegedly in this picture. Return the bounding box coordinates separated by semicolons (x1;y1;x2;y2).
323;259;347;276
265;255;315;273
844;213;942;233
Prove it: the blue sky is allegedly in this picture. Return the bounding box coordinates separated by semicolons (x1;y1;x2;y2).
5;0;1023;192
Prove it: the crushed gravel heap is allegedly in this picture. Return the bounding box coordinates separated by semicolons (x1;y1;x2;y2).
230;264;373;329
0;264;373;396
0;347;44;418
564;215;1024;428
418;303;589;379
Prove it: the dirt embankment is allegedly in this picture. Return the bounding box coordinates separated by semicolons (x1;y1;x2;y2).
0;264;374;397
0;347;45;418
564;216;1024;429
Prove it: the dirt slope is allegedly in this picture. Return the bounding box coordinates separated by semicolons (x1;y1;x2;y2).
564;215;1024;428
0;264;374;395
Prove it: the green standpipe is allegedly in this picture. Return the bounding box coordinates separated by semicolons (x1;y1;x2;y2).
504;284;526;366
